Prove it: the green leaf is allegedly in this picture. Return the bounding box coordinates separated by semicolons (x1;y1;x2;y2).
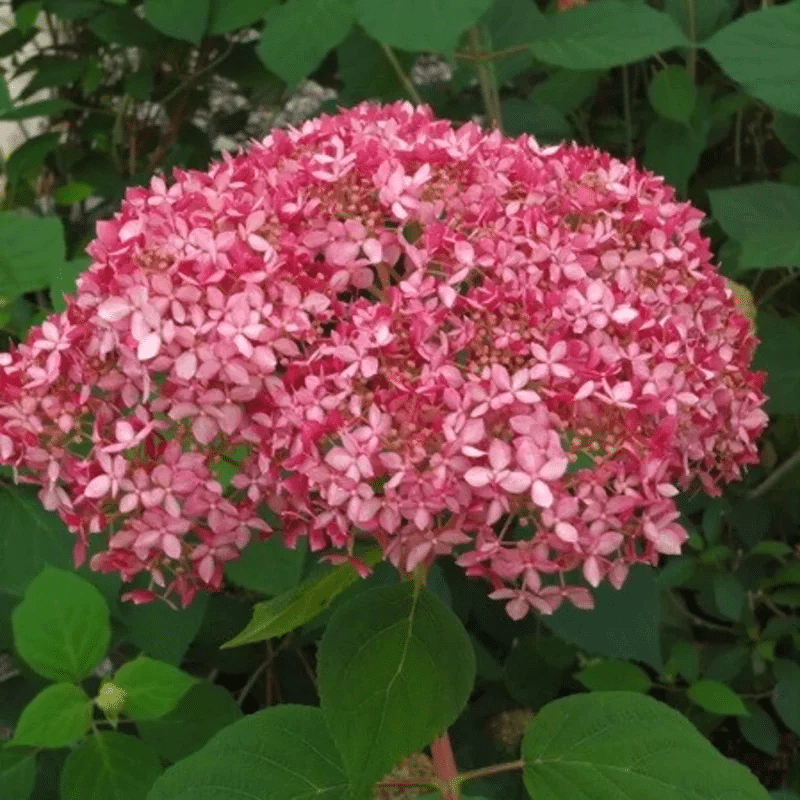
642;117;706;195
687;679;749;716
15;2;43;35
529;69;601;115
258;0;355;86
773;112;800;160
753;312;800;415
0;213;66;297
51;256;89;312
224;536;306;596
208;0;279;33
112;656;196;720
356;0;492;52
223;549;381;647
120;591;208;665
739;705;780;756
0;746;36;800
144;0;210;43
89;8;165;48
706;3;800;116
0;484;73;596
53;182;93;205
146;705;348;800
17;57;86;100
712;573;746;621
665;640;699;683
529;0;688;70
773;660;800;736
543;565;662;669
739;232;800;270
577;660;652;693
0;99;75;121
136;681;242;763
504;635;576;710
501;98;572;142
61;732;163;800
318;583;475;799
522;692;768;799
648;65;697;123
12;566;110;682
479;0;542;84
11;683;91;748
663;0;734;41
337;27;411;105
4;133;61;186
708;182;800;243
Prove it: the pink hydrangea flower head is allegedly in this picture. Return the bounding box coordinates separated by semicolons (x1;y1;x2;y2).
0;102;767;617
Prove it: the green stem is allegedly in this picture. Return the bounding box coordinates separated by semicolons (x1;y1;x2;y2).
748;448;800;499
457;759;525;783
379;42;424;106
467;26;502;131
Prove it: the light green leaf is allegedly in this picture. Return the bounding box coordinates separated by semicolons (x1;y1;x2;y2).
51;256;90;312
0;213;65;297
143;0;210;43
258;0;355;86
4;133;60;186
61;732;162;800
0;484;73;596
12;683;91;748
223;549;381;647
0;99;75;121
208;0;279;33
356;0;492;52
113;656;197;721
577;660;652;693
530;0;688;70
522;692;768;800
53;182;93;205
147;705;348;800
136;681;242;763
543;565;662;669
648;65;697;123
318;583;475;798
706;3;800;115
739;232;800;270
12;566;110;682
687;679;749;716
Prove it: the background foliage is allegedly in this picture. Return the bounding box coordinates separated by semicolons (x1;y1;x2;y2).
1;0;800;798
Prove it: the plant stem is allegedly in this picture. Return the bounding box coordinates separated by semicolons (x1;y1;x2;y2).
457;759;525;783
467;26;502;131
748;448;800;499
379;42;424;106
430;733;461;800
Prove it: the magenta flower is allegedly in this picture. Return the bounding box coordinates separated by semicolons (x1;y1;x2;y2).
0;102;767;617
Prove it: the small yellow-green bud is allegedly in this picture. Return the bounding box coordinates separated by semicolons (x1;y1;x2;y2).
96;681;127;716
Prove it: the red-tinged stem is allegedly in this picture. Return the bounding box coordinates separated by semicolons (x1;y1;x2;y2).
430;732;461;800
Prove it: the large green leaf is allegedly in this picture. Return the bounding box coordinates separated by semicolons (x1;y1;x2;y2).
0;484;73;596
522;692;769;799
208;0;279;33
61;732;163;800
529;0;688;70
258;0;355;86
12;566;110;682
11;683;91;748
479;0;542;84
0;746;36;800
773;660;800;736
112;656;197;721
0;98;75;121
577;660;652;694
318;582;476;799
136;681;242;763
687;679;749;716
223;550;381;647
663;0;734;41
4;133;61;186
0;213;66;297
708;182;800;243
143;0;210;43
146;705;348;800
224;536;306;596
648;65;696;124
753;312;800;415
356;0;492;52
542;565;662;669
706;3;800;116
120;591;208;665
643;117;707;195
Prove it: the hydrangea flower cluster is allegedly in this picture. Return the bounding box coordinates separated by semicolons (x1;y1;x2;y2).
0;102;767;617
